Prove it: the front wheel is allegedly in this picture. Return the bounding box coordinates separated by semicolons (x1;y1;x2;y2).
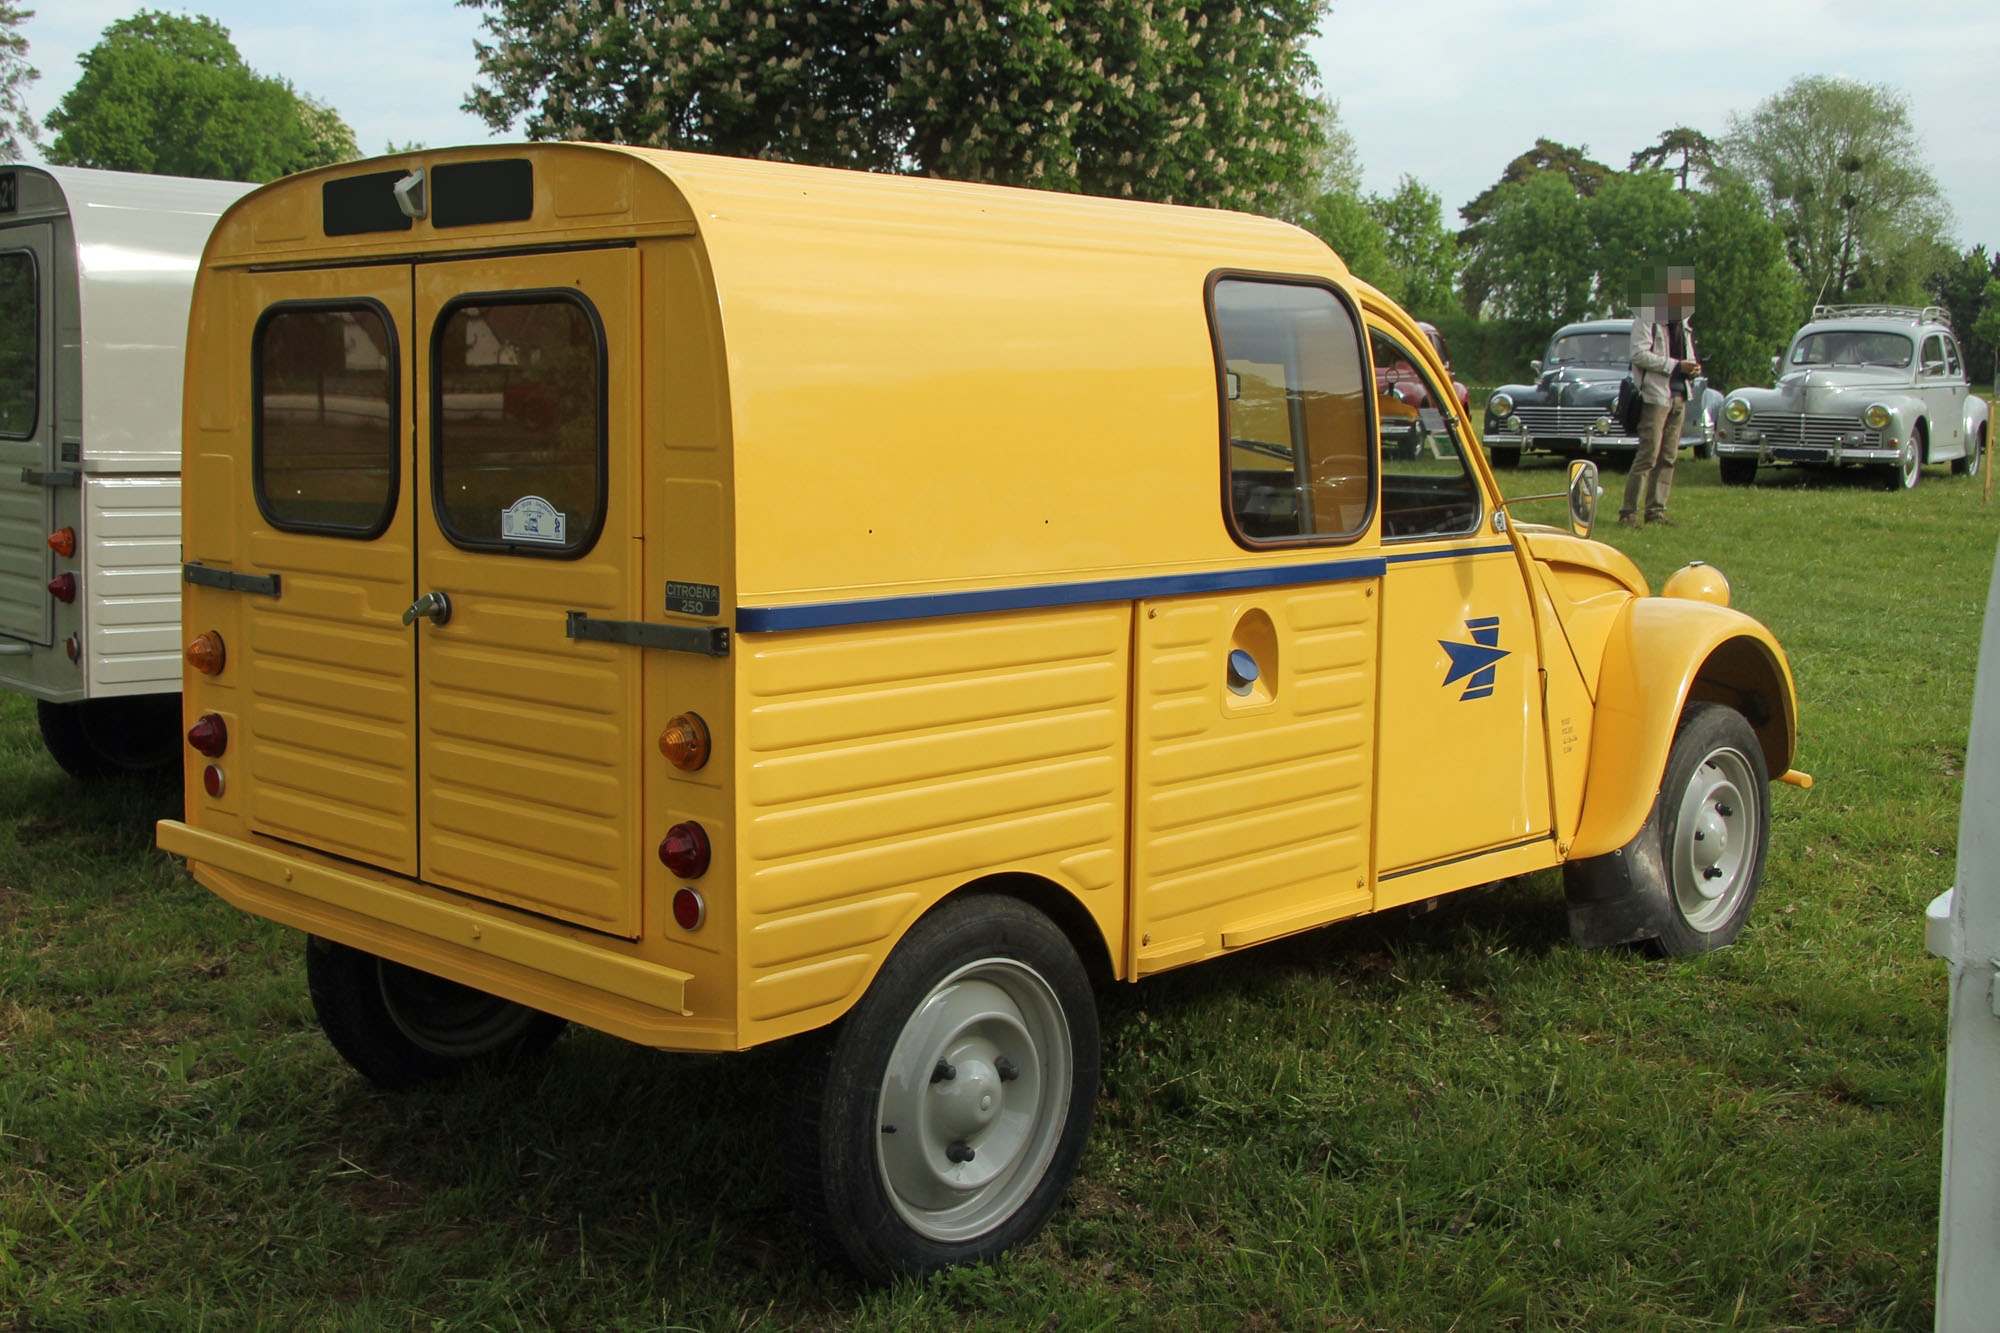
1888;428;1923;490
1563;703;1771;955
788;895;1099;1283
305;937;567;1090
1488;445;1520;469
1717;457;1758;487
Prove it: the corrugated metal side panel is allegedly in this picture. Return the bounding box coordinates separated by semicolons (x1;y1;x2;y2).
1130;585;1378;969
735;606;1130;1038
0;460;45;643
83;474;182;694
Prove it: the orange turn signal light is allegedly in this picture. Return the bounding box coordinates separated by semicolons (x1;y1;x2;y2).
47;527;75;558
659;712;712;771
185;631;225;676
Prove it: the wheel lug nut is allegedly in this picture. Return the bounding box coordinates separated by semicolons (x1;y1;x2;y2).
1694;831;1704;841
946;1140;975;1164
931;1060;955;1083
995;1056;1019;1082
1716;803;1734;817
1704;866;1723;880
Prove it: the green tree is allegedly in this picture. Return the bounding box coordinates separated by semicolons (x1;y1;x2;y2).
1367;175;1456;318
44;11;359;181
1972;280;2000;384
1298;189;1399;300
1722;75;1952;306
1587;169;1696;314
1934;246;2000;380
460;0;1330;211
1689;175;1802;390
1476;171;1595;324
1457;138;1611;315
1629;126;1718;193
0;3;36;162
1272;96;1360;222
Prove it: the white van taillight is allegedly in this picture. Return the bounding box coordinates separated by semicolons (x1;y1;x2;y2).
47;573;75;602
47;527;75;557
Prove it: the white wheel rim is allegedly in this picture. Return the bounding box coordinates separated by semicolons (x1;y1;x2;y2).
1972;438;1984;477
875;958;1072;1243
1899;438;1920;488
1671;746;1759;932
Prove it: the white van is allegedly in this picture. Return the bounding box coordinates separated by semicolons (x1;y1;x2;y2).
0;165;251;777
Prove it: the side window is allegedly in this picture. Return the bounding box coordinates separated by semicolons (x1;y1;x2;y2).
1921;334;1945;375
0;250;37;438
1944;335;1963;378
1369;328;1480;541
255;304;398;536
1210;277;1371;544
433;293;605;557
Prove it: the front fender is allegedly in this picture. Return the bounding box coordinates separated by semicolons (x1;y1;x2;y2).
1568;597;1799;859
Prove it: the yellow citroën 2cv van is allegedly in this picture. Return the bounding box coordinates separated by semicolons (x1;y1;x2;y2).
157;144;1807;1280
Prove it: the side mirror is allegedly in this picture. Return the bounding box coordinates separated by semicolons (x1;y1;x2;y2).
1566;459;1601;539
1530;359;1544;375
1770;355;1781;379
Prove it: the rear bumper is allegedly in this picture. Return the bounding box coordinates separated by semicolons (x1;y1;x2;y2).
157;819;717;1049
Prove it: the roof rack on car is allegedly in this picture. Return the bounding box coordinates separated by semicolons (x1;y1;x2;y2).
1811;303;1953;328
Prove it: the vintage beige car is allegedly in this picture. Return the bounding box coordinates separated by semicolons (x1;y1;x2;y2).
1715;305;1990;489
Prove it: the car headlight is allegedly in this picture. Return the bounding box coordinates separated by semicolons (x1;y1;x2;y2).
1723;399;1750;424
1864;403;1891;430
1489;393;1513;418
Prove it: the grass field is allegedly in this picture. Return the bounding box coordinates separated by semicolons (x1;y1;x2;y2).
2;451;1995;1331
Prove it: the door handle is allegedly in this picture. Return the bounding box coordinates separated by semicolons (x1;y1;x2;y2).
402;591;452;627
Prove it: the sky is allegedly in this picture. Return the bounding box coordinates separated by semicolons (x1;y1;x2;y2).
17;0;2000;253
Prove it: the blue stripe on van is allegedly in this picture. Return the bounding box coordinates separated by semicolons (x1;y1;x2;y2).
1384;543;1515;565
735;554;1391;633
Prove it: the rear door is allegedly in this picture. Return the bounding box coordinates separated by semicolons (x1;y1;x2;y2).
0;224;55;646
410;249;645;936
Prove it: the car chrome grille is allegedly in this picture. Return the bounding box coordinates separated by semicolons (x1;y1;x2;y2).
1513;405;1611;435
1744;413;1875;449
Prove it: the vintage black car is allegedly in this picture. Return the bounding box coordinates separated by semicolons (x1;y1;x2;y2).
1482;318;1722;467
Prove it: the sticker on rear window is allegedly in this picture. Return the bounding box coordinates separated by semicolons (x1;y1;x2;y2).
501;495;567;545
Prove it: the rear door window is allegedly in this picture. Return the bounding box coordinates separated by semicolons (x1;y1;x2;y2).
1210;276;1372;545
432;294;605;557
255;303;399;535
0;251;37;438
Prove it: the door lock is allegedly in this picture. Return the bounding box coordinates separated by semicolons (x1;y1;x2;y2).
402;591;452;627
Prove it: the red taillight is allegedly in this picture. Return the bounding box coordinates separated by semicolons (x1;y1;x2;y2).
47;573;75;603
187;713;228;758
202;765;225;797
185;632;225;676
672;887;706;931
658;821;711;879
47;527;75;558
659;713;711;771
64;634;80;663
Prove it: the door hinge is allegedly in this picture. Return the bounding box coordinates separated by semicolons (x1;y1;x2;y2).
21;467;79;488
565;611;730;658
183;563;283;598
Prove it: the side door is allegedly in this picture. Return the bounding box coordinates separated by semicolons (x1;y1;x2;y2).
230;268;420;873
410;249;646;937
1128;275;1381;975
1938;335;1969;457
1919;333;1963;456
0;224;55;646
1368;322;1550;878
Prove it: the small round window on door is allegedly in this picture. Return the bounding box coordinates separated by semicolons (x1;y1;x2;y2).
433;293;605;557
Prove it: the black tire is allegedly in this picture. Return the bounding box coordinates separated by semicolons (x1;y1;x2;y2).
36;695;182;780
1564;703;1771;956
1952;427;1984;477
304;936;567;1091
1693;440;1714;461
1488;445;1520;469
1718;457;1758;487
1888;426;1923;490
787;894;1099;1283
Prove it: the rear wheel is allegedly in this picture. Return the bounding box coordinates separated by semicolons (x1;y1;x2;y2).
788;895;1098;1283
305;936;567;1090
1718;457;1758;486
1952;427;1984;477
36;695;182;780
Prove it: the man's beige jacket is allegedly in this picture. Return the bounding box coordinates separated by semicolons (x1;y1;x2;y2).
1629;308;1699;406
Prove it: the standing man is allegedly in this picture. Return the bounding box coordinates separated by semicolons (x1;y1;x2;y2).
1622;265;1701;527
